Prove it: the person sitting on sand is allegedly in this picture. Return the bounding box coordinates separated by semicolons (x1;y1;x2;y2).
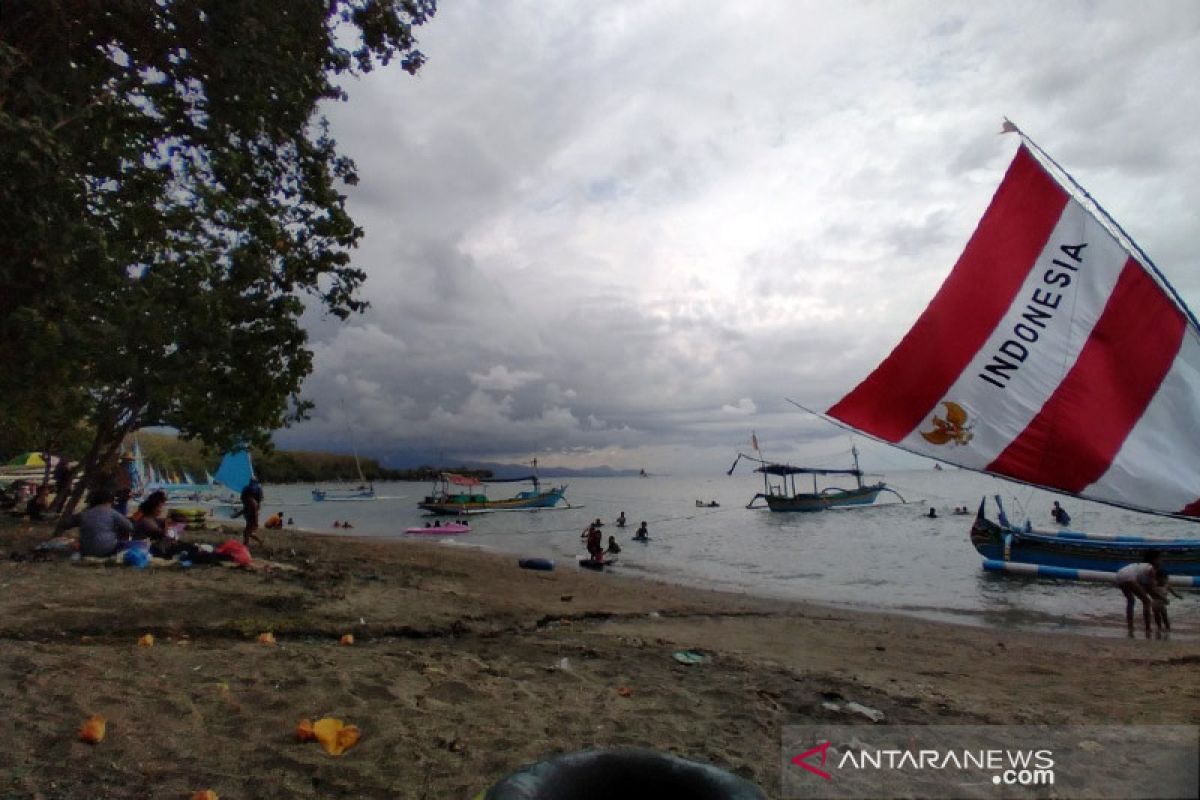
25;484;51;521
1051;501;1071;526
927;507;937;518
333;521;342;528
633;521;649;541
606;536;621;556
131;491;168;543
616;511;626;528
61;488;134;558
264;512;284;530
342;521;353;529
1115;552;1164;633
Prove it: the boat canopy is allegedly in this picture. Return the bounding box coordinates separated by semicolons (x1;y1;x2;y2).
441;473;542;486
444;473;482;487
481;475;540;484
754;465;863;477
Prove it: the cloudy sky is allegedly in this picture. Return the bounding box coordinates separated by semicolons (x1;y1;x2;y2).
274;0;1200;475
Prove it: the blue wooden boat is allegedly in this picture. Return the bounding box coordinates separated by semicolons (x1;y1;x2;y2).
971;497;1200;578
312;485;376;502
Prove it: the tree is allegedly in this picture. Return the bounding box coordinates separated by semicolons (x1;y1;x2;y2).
0;1;435;513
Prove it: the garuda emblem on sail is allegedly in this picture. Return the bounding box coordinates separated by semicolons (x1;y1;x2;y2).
920;401;973;446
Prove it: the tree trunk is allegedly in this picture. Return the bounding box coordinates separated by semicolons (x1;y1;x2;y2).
53;409;139;528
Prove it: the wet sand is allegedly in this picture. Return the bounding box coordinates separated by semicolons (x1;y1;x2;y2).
0;518;1197;798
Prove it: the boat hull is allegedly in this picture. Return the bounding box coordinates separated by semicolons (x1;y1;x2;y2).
312;489;376;502
418;486;567;515
970;506;1200;576
761;484;884;512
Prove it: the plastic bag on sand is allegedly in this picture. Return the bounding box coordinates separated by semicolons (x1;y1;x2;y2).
215;540;252;565
122;547;150;569
297;717;361;756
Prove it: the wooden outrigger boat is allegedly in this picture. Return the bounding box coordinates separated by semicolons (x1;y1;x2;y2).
824;121;1200;580
970;497;1200;581
730;445;903;512
418;470;567;516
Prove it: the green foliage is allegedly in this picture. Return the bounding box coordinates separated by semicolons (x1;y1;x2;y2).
0;2;435;512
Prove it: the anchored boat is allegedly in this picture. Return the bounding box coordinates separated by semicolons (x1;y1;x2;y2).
312;446;376;502
418;468;567;515
730;444;902;512
825;121;1200;577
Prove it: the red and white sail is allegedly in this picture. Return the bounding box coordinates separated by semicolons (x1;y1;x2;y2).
828;144;1200;518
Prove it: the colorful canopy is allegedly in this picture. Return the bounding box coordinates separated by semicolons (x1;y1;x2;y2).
5;452;53;468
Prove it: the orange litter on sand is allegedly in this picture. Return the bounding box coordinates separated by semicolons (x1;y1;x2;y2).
78;714;106;744
617;686;633;698
137;633;154;647
340;634;354;646
257;632;276;645
191;791;219;800
296;717;361;756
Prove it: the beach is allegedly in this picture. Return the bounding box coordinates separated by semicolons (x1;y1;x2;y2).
1;517;1197;799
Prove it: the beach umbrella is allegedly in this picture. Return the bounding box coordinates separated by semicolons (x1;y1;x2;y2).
5;452;51;468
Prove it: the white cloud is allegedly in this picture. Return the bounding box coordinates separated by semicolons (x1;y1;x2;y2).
721;398;757;416
469;365;542;392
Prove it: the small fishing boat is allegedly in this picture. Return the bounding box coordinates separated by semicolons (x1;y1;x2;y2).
825;121;1200;577
312;446;376;502
729;445;903;512
418;466;567;516
405;522;471;535
312;485;376;502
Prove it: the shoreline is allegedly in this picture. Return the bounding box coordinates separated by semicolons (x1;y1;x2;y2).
309;523;1200;642
1;518;1198;798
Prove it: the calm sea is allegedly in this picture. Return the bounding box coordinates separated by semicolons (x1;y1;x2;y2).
247;469;1197;638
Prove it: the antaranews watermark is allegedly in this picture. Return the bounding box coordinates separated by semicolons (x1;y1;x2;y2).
781;724;1197;798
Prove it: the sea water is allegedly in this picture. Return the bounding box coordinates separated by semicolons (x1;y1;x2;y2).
252;470;1197;638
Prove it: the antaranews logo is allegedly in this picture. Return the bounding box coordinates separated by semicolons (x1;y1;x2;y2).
790;741;832;781
790;740;1053;785
782;724;1198;800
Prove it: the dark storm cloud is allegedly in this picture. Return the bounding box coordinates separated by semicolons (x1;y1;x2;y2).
276;1;1200;474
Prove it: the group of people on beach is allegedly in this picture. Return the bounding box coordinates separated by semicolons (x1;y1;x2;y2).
57;487;239;565
44;469;271;561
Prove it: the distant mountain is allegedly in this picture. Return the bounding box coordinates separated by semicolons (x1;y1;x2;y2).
446;461;643;480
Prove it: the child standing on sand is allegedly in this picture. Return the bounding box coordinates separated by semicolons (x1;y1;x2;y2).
1150;567;1183;632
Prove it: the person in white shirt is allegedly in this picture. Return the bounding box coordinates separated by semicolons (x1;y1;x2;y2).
1114;552;1163;633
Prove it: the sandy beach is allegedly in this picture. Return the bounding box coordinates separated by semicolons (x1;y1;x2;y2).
1;516;1197;799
